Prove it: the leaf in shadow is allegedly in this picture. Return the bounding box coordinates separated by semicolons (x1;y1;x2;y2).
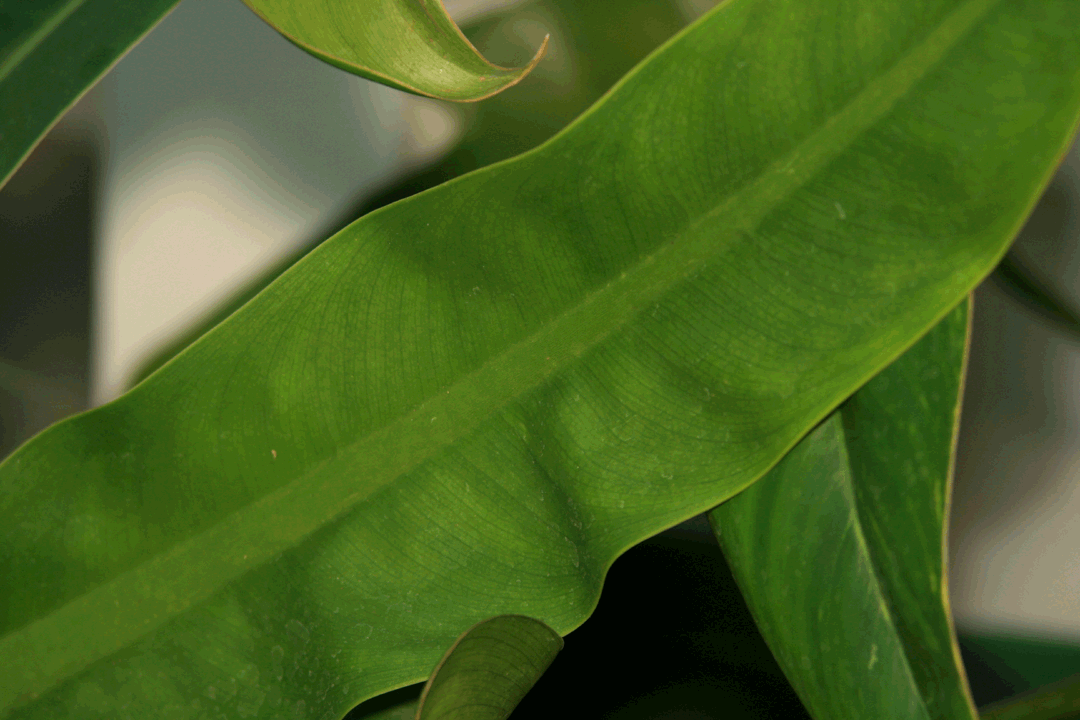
346;684;423;720
980;673;1080;720
0;0;180;189
127;0;696;388
991;251;1080;338
710;300;976;720
415;615;562;720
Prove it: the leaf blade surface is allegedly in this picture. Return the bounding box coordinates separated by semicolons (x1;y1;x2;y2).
127;0;695;389
240;0;545;101
2;0;1080;718
415;615;561;720
710;301;974;720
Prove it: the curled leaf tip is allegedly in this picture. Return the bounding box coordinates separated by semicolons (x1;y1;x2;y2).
242;0;550;102
466;33;549;103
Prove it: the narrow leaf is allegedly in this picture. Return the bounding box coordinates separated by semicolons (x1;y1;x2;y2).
415;616;562;720
240;0;546;101
2;1;1080;718
709;300;975;720
0;0;180;189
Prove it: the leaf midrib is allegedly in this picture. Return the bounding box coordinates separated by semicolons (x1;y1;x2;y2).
0;0;998;709
838;429;938;720
853;311;978;719
804;417;938;720
817;337;976;720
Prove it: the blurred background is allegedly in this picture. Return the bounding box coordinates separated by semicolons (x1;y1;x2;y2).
3;0;1080;716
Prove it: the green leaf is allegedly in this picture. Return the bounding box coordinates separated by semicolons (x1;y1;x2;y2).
366;700;421;720
709;300;974;720
0;0;180;189
240;0;546;102
127;0;696;387
389;0;696;177
980;673;1080;720
415;616;562;720
345;686;423;720
3;0;1080;718
126;0;691;389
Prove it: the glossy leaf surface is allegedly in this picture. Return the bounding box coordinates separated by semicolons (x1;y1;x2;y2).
129;0;695;387
241;0;546;101
0;0;180;189
416;616;561;720
3;0;1080;718
710;301;974;720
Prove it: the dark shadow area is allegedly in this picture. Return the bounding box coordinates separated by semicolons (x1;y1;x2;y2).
0;134;95;459
960;633;1080;709
513;533;810;720
345;529;1080;720
346;531;812;720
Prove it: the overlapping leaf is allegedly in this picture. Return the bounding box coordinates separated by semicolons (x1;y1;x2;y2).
711;300;975;720
416;615;561;720
0;0;180;189
2;0;1080;718
241;0;546;101
129;0;695;386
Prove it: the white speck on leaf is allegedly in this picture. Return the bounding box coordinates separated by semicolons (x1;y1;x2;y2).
835;201;846;220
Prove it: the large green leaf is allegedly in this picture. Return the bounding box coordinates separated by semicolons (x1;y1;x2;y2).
710;300;974;720
128;0;695;387
415;615;561;720
240;0;546;101
2;0;1080;718
0;0;180;190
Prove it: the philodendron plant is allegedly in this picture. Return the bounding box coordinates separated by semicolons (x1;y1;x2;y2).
2;0;1080;719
